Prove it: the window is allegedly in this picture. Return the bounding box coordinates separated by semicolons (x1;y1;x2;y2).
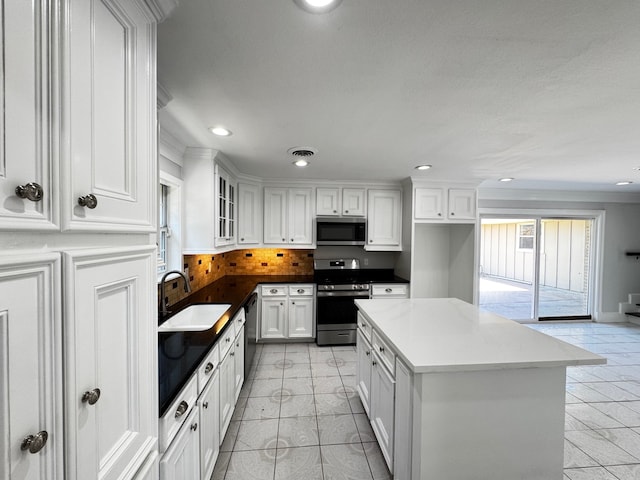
518;223;534;250
158;171;183;279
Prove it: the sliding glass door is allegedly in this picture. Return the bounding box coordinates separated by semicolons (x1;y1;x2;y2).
478;216;594;321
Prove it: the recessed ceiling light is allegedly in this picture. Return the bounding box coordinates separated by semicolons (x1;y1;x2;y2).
293;0;343;14
616;181;633;186
209;126;232;136
293;159;309;167
499;177;514;182
415;165;432;170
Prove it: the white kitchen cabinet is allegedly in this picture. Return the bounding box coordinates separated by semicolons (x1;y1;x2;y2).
0;254;63;480
366;189;402;250
370;350;396;471
414;187;476;222
234;327;245;401
370;283;409;299
356;329;372;417
198;370;220;480
64;246;157;480
316;187;366;217
261;296;288;339
264;187;313;245
260;285;314;340
288;297;314;338
160;407;200;480
238;182;262;245
215;164;236;247
61;0;156;232
219;347;236;439
0;1;55;230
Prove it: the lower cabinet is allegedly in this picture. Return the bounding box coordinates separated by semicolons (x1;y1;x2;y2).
260;284;315;340
0;254;63;480
199;369;220;480
234;327;245;402
356;328;372;416
160;407;200;480
219;345;236;439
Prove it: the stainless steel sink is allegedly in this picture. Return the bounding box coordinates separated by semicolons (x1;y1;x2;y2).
158;304;231;332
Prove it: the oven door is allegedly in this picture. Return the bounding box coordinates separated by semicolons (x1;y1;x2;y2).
316;291;369;330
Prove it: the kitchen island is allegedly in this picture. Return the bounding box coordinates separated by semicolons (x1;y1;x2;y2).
354;297;606;480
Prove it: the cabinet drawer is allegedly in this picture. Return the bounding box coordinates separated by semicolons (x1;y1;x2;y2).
372;330;395;376
371;284;408;298
261;285;287;296
197;343;219;393
289;284;314;296
357;312;372;343
233;308;246;336
159;374;198;452
219;323;236;359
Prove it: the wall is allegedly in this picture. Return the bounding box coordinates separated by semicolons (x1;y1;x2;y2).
314;246;399;269
159;248;314;307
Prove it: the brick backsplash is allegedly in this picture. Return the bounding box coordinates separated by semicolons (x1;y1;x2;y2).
159;248;314;309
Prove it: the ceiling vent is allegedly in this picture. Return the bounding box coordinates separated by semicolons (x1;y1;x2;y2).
287;147;317;158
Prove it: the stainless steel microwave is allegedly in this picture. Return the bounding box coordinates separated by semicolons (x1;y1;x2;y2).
316;217;366;246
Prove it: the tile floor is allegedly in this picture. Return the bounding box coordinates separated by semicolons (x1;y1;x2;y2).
527;321;640;480
212;342;388;480
213;321;640;480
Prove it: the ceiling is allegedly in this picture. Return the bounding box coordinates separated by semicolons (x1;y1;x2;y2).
157;0;640;191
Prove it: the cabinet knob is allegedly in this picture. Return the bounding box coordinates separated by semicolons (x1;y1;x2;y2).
175;400;189;419
15;182;44;202
438;212;442;216
333;210;337;213
344;210;349;213
282;238;286;242
292;301;295;305
230;351;235;356
385;288;392;293
203;401;209;409
365;350;370;356
280;302;283;306
236;341;240;347
21;431;48;454
450;212;455;216
241;238;245;241
77;194;98;209
81;388;101;405
369;239;373;243
205;362;214;374
190;423;198;431
379;346;385;353
297;288;305;294
372;360;377;366
290;238;294;242
226;337;231;343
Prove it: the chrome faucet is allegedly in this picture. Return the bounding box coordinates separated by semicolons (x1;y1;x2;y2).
159;270;192;316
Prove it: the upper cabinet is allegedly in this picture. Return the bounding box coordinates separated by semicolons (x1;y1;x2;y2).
264;187;313;246
0;1;55;230
414;187;476;222
316;187;366;217
0;0;157;232
366;189;402;251
238;183;262;245
183;150;238;253
61;0;156;232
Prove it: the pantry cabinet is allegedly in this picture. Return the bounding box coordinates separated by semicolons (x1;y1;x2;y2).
61;0;157;232
64;246;157;480
366;189;402;250
0;1;55;230
263;187;313;245
0;254;63;480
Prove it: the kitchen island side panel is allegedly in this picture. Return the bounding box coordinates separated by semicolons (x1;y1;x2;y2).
412;366;566;480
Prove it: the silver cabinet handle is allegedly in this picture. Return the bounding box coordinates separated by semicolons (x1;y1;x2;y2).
379;346;385;353
270;288;278;294
203;401;209;409
385;288;392;293
372;360;377;366
205;362;214;374
82;388;101;405
190;423;198;431
21;431;48;454
297;288;305;294
230;351;235;356
77;194;98;209
15;182;43;202
238;318;243;323
365;350;370;356
175;400;189;419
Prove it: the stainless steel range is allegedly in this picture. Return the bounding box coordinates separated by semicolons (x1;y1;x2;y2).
314;258;370;346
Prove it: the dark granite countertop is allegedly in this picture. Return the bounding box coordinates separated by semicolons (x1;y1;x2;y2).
158;274;314;416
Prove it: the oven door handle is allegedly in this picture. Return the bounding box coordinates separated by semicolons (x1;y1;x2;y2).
317;291;370;298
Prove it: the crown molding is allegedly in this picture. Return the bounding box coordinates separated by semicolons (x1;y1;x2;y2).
157;82;173;110
143;0;180;22
159;126;187;166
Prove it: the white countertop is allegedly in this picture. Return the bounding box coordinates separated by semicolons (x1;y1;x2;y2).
355;298;606;374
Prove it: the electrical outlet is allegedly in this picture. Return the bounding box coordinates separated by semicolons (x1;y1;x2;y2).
364;258;369;266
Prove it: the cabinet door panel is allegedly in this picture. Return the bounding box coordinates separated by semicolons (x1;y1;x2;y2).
64;246;156;480
199;371;219;480
288;297;314;338
371;353;395;472
0;254;62;480
264;188;287;244
414;188;444;220
261;298;286;339
234;328;245;401
356;329;372;417
316;188;339;216
288;189;312;244
367;190;401;248
219;350;235;439
0;1;55;229
448;189;476;220
160;407;200;480
238;183;261;244
342;188;365;216
63;0;155;232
